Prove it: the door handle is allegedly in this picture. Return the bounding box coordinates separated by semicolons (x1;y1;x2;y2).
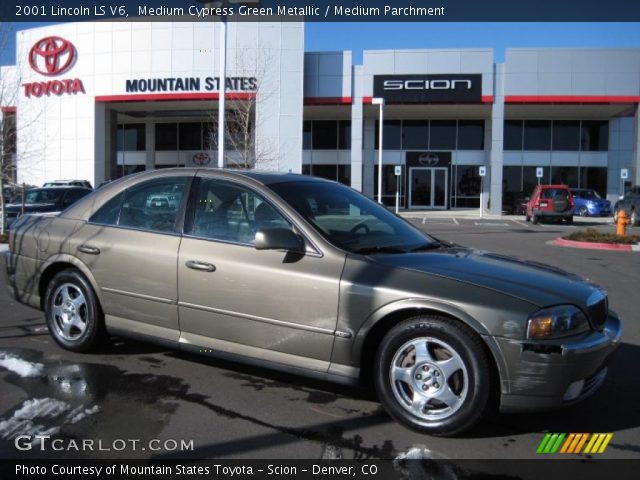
185;260;216;272
78;245;100;255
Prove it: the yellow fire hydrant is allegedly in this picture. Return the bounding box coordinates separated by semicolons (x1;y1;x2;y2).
617;210;629;236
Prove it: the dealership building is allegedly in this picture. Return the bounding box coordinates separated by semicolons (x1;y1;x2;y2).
1;21;640;213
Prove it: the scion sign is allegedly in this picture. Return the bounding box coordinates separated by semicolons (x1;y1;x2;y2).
373;74;482;103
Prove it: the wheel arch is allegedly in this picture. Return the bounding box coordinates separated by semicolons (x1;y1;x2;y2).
39;254;104;311
353;300;507;399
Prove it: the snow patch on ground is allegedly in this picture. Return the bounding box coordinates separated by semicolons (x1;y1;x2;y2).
0;398;69;441
67;405;100;424
395;447;434;460
0;353;44;378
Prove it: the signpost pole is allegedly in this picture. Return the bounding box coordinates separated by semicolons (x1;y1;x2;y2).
395;166;401;214
478;166;486;218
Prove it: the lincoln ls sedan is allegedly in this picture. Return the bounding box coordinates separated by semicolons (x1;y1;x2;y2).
2;169;621;435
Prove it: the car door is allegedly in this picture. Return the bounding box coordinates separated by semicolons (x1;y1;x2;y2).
67;174;191;342
177;175;345;372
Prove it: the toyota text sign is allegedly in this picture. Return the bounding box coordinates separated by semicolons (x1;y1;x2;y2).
373;74;482;103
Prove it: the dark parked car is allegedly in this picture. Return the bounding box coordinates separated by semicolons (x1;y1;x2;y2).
525;184;574;224
570;189;611;217
2;186;92;229
614;186;640;226
3;170;621;435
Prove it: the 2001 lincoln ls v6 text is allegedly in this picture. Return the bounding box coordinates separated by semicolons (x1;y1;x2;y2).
1;169;622;435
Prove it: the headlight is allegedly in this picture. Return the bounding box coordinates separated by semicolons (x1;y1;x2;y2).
527;305;589;339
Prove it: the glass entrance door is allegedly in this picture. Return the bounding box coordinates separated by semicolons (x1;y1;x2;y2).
409;167;448;209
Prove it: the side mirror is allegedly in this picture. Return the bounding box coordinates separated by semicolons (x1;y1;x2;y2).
255;228;304;252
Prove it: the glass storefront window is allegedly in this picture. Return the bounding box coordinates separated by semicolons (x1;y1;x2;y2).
202;122;217;150
179;122;202;150
374;165;405;207
457;120;484;150
375;120;402;150
117;124;145;151
524;120;551;151
312;120;338;150
552;120;580;151
338;120;351;149
504;120;523;151
581;121;608;151
310;164;338;181
501;166;525;214
580;167;607;197
551;166;579;187
303;121;312;150
155;123;178;151
401;120;429;150
523;166;549;195
337;165;350;185
429;120;457;150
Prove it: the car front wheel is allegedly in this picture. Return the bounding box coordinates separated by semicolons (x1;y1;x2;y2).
631;210;638;227
374;316;491;436
45;269;105;352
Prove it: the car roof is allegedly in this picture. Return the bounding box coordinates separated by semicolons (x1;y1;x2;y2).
137;167;333;186
538;184;570;189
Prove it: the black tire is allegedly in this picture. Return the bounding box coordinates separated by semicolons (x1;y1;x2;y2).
613;209;619;223
531;214;540;225
565;216;574;224
374;316;491;436
631;210;638;227
525;215;531;222
44;269;105;353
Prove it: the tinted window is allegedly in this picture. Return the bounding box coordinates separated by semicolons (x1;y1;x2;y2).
457;120;484;150
312;120;338;150
90;192;124;225
551;166;578;187
155;123;178;151
303;121;312;149
375;120;401;150
429;120;457;150
402;120;429;150
118;178;187;233
581;121;608;151
202;122;217;150
540;188;569;199
24;189;65;205
62;189;90;208
187;179;291;244
179;123;202;150
117;124;145;151
552;120;580;151
338;120;351;149
310;164;337;181
524;120;551;150
504;120;523;150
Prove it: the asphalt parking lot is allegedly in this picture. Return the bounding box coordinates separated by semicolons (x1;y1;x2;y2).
0;216;638;461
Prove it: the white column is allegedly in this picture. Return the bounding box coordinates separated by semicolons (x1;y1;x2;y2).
634;105;640;186
489;63;505;215
350;65;364;191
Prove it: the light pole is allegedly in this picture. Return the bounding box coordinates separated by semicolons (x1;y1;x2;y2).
217;14;227;169
372;97;385;204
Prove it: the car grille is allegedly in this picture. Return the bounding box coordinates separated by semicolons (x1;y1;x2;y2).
587;295;608;330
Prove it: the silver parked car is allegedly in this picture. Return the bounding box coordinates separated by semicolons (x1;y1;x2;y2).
2;169;621;435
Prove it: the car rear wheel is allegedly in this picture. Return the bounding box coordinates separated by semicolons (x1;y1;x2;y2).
531;214;540;225
578;206;589;217
525;215;531;222
374;316;491;436
565;216;574;224
45;269;105;352
631;210;639;227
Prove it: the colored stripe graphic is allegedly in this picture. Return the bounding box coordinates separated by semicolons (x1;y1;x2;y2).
539;433;613;454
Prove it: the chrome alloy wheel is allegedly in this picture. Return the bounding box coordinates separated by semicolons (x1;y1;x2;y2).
389;337;468;421
51;283;88;341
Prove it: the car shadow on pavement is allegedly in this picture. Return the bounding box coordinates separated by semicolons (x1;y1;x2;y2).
462;342;638;439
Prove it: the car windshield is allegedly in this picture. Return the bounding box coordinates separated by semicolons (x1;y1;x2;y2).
24;188;65;204
270;180;437;253
573;190;600;200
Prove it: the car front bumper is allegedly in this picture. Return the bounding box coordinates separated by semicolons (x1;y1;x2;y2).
497;313;622;412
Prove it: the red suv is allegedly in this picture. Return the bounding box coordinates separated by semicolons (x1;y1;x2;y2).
525;184;574;224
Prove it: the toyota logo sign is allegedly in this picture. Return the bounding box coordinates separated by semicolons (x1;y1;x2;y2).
418;153;440;167
29;36;76;76
192;152;211;166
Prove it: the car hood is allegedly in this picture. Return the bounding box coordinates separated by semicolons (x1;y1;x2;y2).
371;246;601;308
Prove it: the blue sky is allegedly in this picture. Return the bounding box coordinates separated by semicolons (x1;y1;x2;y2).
305;23;640;63
2;22;640;65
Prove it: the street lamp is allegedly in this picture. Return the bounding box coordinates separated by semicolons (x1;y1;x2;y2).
372;97;385;204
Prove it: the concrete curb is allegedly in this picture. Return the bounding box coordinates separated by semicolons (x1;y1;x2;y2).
554;237;640;252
